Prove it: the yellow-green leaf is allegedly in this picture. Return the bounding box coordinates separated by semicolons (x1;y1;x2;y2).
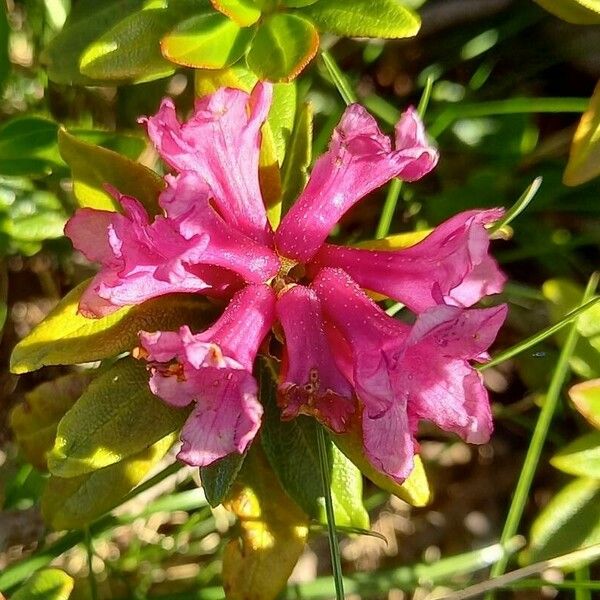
358;228;431;251
534;0;600;25
222;448;309;600
42;434;174;530
10;280;218;374
58;128;163;213
246;13;319;82
11;568;74;600
333;422;431;507
564;82;600;186
210;0;261;26
10;372;95;471
551;431;600;478
569;379;600;429
48;358;187;477
161;13;253;69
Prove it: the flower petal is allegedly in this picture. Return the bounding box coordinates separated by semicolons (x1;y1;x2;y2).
276;105;438;262
276;284;354;432
143;83;273;245
309;209;506;312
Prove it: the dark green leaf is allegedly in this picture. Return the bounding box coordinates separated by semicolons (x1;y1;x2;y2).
200;452;246;507
298;0;420;38
161;12;253;69
47;358;187;477
246;13;319;82
281;101;312;215
0;4;9;93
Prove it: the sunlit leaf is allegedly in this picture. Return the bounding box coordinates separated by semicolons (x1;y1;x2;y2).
210;0;261;26
58;128;163;213
10;280;218;374
534;0;600;24
42;434;175;529
569;379;600;429
48;358;187;477
551;431;600;478
564;82;600;186
223;447;309;600
200;452;246;507
333;421;431;507
523;478;600;564
11;568;74;600
246;13;319;82
161;12;253;69
298;0;421;38
10;372;95;471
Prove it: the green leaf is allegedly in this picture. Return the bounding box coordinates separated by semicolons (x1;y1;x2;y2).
281;101;312;215
161;12;253;69
259;369;369;528
48;358;187;477
543;279;600;378
524;478;600;564
200;452;246;507
78;8;178;83
333;424;431;507
551;431;600;478
0;260;7;341
10;280;217;373
43;0;145;85
42;434;175;529
534;0;600;24
11;568;74;600
0;4;9;93
210;0;261;26
10;372;95;471
569;379;600;430
564;82;600;186
58;128;163;213
268;82;298;166
298;0;421;38
246;13;319;82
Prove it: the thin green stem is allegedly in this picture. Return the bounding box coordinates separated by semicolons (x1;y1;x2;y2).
375;76;434;239
479;295;600;371
321;50;356;106
316;425;345;600
575;565;592;600
490;177;542;234
485;273;599;595
85;528;99;600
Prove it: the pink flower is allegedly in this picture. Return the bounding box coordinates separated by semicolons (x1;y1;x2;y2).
65;82;507;478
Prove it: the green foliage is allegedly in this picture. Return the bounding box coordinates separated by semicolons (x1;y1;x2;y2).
200;452;246;507
210;0;262;26
11;568;74;600
10;281;217;373
48;358;187;477
534;0;600;24
570;379;600;429
551;431;600;478
0;4;9;94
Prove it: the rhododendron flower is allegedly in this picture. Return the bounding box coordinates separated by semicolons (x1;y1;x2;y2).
65;81;508;480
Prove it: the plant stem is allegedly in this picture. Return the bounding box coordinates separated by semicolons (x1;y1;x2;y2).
85;528;99;600
321;50;356;106
485;273;599;597
316;425;345;600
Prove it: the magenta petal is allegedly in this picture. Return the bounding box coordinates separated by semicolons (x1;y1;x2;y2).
310;209;507;312
275;105;439;262
276;285;354;432
177;369;262;466
64;209;117;265
143;84;273;245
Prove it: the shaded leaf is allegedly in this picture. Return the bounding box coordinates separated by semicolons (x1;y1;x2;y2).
246;13;319;82
543;279;600;378
534;0;600;24
564;82;600;185
223;447;309;600
11;568;74;600
210;0;261;26
0;260;7;340
524;478;600;564
42;434;175;530
0;4;9;93
333;420;431;507
10;372;95;471
299;0;421;38
58;128;163;213
47;358;187;477
200;452;246;507
10;280;218;374
570;379;600;429
44;0;145;85
281;101;312;215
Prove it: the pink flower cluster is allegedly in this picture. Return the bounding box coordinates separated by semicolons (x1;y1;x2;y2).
65;83;507;483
